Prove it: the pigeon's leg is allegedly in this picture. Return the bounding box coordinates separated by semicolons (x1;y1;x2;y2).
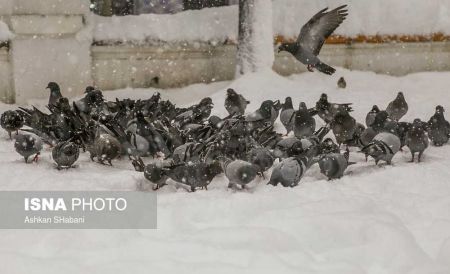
307;64;314;72
204;185;208;191
16;130;19;136
258;172;266;179
24;156;28;163
418;151;423;162
152;184;160;191
410;152;415;163
365;154;368;162
8;131;11;139
108;159;113;166
32;152;40;163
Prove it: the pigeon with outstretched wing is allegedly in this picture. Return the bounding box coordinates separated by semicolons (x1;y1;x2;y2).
278;5;348;75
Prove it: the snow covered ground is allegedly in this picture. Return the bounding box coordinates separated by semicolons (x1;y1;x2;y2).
2;69;450;273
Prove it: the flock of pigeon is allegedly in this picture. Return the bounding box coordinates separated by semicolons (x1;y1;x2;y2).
1;80;450;191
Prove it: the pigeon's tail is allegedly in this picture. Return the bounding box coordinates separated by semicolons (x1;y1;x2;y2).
315;62;336;75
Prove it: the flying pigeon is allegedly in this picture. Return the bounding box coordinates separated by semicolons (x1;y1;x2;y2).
427;105;450;146
224;88;250;116
14;133;43;163
52;140;80;169
278;5;348;75
1;110;24;139
386;92;408;121
405;119;429;162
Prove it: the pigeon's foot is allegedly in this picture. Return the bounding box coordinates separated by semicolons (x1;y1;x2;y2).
307;65;314;72
32;152;40;163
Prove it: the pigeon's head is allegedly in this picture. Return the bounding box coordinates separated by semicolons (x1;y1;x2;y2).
283;97;293;110
46;82;60;92
371;105;380;112
260;101;274;117
278;42;297;54
320;93;328;102
200;97;213;107
226;88;237;97
436;105;445;114
84;86;95;94
298;102;307;111
396;92;405;100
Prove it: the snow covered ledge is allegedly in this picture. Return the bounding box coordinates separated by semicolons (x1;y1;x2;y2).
1;0;92;104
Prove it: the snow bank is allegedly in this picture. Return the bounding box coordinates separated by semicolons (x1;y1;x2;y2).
0;21;13;41
2;69;450;273
94;0;450;43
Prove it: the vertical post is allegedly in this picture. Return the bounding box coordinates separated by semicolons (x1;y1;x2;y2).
8;0;93;104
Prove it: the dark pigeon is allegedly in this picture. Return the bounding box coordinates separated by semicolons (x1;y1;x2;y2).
52;140;80;169
365;105;380;127
278;5;348;75
247;147;274;177
280;97;295;135
337;77;346;89
14;133;43;163
47;82;63;107
330;109;356;146
427;105;450;146
405;119;429;162
164;161;222;192
315;93;352;124
293;102;316;138
1;110;24;139
224;88;250;116
246;100;276;131
386;92;408;121
87;132;121;165
143;161;169;191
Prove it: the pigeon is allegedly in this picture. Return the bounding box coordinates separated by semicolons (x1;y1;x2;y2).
247;147;274;177
278;5;348;75
315;93;352;124
361;132;401;165
246;100;276;130
330;110;356;146
337;77;346;89
135;112;170;157
268;156;311;187
318;149;350;180
319;138;340;155
386;92;408;121
143;161;169;190
47;82;63;107
14;133;43;163
270;100;282;124
89;133;121;165
224;88;250;116
273;137;303;159
1;110;24;139
172;142;204;164
52;140;80;169
175;97;213;126
405;119;429;162
280;97;295;134
427;105;450;146
164;161;222;192
223;159;258;189
293;102;316;138
365;105;380;127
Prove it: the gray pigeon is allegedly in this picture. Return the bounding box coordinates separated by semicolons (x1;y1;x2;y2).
273;137;303;159
144;161;169;191
247;147;274;177
89;133;121;165
280;97;295;135
47;82;63;107
318;149;350;180
246;100;276;131
52;140;80;169
164;161;222;192
14;133;43;163
1;110;24;139
224;88;250;116
386;92;408;121
278;5;348;75
268;156;310;187
365;105;380;127
405;119;429;162
427;105;450;146
330;109;356;146
223;159;258;189
293;102;316;138
361;132;401;165
337;77;346;89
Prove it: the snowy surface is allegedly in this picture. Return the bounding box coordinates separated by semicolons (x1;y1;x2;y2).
2;69;450;273
0;21;13;41
94;0;450;43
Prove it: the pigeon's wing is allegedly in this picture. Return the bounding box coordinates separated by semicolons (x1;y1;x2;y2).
297;5;348;56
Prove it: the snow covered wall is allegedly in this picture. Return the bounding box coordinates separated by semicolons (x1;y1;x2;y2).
94;0;450;43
